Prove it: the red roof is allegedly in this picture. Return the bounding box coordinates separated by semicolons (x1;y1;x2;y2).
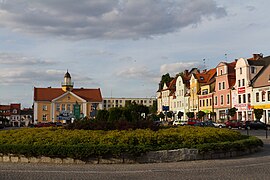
34;87;102;102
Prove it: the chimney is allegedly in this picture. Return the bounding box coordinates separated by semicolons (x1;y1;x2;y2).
253;53;263;60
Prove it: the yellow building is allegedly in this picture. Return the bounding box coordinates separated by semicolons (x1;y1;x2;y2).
33;71;102;124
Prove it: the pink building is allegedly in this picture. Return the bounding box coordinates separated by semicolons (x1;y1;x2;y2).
214;61;236;121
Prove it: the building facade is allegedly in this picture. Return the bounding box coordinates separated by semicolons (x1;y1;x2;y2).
33;71;102;124
251;60;270;123
214;61;236;121
102;97;155;110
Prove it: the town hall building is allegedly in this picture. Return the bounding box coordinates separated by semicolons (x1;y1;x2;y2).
33;71;102;124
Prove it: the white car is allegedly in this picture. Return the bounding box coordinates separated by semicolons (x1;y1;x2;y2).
213;122;226;128
173;120;187;126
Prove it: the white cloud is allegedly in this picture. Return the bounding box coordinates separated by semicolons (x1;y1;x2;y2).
160;62;204;75
0;0;226;39
0;52;55;65
116;66;159;82
0;68;96;86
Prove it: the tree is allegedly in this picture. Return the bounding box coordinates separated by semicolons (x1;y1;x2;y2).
166;111;173;119
197;111;206;120
149;100;157;114
186;112;195;119
160;73;173;88
228;107;238;120
158;112;165;120
96;110;109;121
210;112;216;121
254;109;264;120
177;111;184;120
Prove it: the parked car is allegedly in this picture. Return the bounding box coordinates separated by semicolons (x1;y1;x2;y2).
213;122;226;128
242;121;269;130
187;119;200;126
225;120;243;129
173;120;187;126
34;122;56;128
194;121;215;127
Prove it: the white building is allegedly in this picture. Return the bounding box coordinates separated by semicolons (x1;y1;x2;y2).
232;54;265;121
102;97;155;110
250;58;270;123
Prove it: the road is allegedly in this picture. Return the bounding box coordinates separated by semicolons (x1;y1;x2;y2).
0;129;269;180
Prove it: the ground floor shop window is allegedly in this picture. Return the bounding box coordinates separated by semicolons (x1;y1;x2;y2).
219;110;226;121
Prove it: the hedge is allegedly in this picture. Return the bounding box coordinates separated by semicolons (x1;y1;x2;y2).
0;127;263;159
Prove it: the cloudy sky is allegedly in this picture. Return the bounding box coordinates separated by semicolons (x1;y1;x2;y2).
0;0;269;107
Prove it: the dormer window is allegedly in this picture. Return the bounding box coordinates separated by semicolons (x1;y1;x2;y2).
12;109;17;114
251;66;256;74
220;70;223;75
200;76;204;80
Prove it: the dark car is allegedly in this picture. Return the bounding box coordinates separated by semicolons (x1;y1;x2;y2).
194;121;215;127
225;120;243;129
243;121;269;130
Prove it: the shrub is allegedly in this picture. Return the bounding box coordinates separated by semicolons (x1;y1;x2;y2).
0;127;262;159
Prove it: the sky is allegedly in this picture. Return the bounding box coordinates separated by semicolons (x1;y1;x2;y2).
0;0;270;108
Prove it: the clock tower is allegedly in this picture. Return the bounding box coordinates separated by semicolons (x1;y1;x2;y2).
62;70;74;92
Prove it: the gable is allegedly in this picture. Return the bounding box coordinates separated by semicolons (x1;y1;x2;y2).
53;92;85;103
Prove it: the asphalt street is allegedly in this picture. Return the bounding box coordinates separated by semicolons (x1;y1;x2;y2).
0;129;269;180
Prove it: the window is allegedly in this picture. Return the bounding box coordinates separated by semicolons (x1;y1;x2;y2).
215;96;217;105
256;92;259;102
222;82;225;89
62;104;66;111
202;89;208;95
242;79;245;86
120;100;122;103
221;95;224;105
203;100;205;107
238;95;241;103
210;99;212;106
219;83;221;90
238;80;241;87
251;66;256;73
240;67;242;74
67;104;71;111
248;93;251;103
56;104;60;111
227;94;230;104
262;91;266;102
220;70;223;75
243;94;246;103
42;105;47;111
200;100;202;107
42;114;47;121
206;99;209;106
268;91;270;101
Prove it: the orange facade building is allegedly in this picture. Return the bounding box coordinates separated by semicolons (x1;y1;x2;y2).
33;71;102;124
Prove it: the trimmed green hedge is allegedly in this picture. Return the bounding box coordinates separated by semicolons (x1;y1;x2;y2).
0;127;263;159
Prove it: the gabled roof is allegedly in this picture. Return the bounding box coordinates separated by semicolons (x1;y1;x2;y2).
194;68;216;85
34;87;102;102
250;56;270;85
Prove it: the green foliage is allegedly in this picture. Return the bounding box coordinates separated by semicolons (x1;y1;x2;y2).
160;73;173;88
254;109;264;120
197;111;206;120
158;112;165;119
177;111;184;119
149;100;157;114
96;110;109;121
166;111;173;118
186;112;195;119
228;107;237;119
0;127;260;159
